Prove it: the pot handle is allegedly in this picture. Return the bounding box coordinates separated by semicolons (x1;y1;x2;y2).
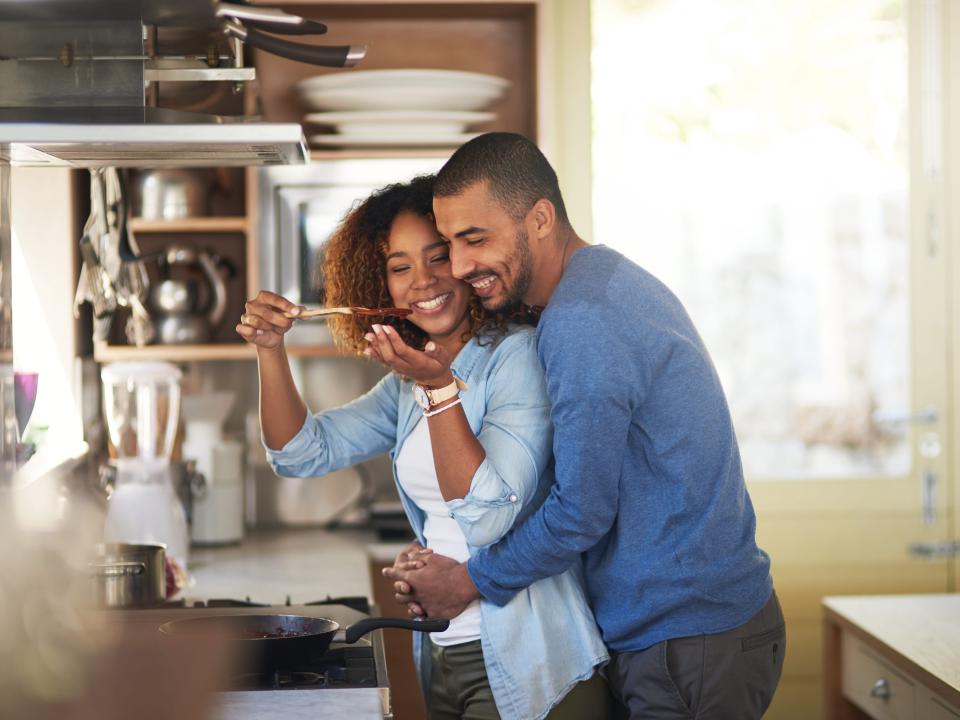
224;20;366;68
344;617;450;644
91;561;146;577
214;1;327;35
240;18;328;36
198;251;228;329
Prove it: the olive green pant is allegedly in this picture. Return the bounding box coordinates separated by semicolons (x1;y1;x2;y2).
428;639;611;720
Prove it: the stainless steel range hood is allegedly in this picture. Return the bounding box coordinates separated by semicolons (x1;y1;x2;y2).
0;107;307;168
0;0;365;168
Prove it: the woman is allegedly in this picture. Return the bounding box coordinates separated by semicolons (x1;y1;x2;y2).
235;175;608;720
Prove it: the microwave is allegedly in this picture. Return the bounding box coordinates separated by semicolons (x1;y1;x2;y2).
257;158;445;345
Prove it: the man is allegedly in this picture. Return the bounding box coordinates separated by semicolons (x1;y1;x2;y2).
386;133;785;718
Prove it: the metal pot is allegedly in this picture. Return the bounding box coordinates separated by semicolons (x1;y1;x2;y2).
93;542;167;608
135;169;212;220
149;245;229;345
152;278;200;315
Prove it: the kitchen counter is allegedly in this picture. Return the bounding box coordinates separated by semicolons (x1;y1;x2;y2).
183;527;386;720
216;690;383;719
823;594;960;719
187;527;378;604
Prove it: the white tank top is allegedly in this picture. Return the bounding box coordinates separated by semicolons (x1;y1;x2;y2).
394;416;482;646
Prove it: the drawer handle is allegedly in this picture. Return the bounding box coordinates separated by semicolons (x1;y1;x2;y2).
870;678;891;701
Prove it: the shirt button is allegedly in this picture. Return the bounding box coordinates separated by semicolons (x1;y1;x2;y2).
449;512;455;518
509;494;518;503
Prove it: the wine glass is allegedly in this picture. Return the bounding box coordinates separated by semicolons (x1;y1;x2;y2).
13;371;38;442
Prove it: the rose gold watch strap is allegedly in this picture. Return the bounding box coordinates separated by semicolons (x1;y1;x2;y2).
425;379;461;407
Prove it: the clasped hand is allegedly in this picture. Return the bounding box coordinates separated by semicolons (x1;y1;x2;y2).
382;546;475;620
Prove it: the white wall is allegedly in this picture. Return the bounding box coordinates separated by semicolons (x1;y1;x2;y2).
11;167;85;477
546;0;594;242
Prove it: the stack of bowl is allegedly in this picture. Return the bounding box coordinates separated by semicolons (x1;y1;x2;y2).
295;68;509;148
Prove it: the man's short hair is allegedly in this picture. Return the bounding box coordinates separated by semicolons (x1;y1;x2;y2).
434;132;569;225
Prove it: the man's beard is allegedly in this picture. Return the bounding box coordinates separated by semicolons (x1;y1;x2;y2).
483;227;533;313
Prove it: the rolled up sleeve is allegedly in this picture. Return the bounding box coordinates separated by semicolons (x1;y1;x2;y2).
445;331;552;547
266;372;400;478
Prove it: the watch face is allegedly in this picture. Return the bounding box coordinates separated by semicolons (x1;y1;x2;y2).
413;384;431;410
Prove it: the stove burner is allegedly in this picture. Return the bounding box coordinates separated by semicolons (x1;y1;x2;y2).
231;671;326;690
226;648;377;690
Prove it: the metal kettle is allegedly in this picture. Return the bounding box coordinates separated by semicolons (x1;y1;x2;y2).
150;245;229;344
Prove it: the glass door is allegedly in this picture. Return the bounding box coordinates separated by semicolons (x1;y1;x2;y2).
592;1;952;717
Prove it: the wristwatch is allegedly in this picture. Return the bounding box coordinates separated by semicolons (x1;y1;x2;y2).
413;378;464;411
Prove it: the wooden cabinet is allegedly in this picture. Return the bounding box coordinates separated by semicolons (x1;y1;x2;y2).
93;208;252;361
92;0;553;363
368;548;427;720
91;187;343;362
248;1;548;150
823;595;960;720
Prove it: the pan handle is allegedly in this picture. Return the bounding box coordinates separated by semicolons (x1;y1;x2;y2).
223;20;365;68
240;18;328;36
344;617;450;644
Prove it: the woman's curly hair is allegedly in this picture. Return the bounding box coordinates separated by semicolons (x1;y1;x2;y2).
322;174;538;356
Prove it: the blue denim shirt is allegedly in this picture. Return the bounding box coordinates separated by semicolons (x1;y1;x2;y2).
266;327;608;720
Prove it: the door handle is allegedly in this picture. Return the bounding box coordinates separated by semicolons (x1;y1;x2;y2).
922;469;937;526
908;540;960;558
870;678;891;701
872;406;938;426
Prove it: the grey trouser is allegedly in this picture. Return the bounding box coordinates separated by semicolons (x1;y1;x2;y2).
607;590;786;719
428;639;612;720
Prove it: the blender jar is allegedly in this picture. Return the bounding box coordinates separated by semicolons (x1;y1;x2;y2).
101;361;181;461
100;362;189;569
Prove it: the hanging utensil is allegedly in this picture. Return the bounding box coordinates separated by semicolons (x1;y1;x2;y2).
213;2;364;68
74;179;119;343
221;19;365;68
111;169;156;346
213;3;329;35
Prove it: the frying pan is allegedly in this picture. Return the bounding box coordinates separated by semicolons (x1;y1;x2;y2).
159;614;449;674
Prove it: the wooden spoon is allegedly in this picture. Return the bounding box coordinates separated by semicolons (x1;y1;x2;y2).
283;306;412;320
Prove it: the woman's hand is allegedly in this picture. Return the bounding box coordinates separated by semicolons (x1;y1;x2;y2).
364;324;454;386
383;542;431;617
236;291;304;350
388;542;432;572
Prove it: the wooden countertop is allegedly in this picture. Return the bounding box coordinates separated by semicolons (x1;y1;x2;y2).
823;594;960;706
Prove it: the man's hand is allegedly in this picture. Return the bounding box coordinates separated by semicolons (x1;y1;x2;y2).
382;552;480;620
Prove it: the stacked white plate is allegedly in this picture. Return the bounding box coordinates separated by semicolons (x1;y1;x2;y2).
296;69;509;148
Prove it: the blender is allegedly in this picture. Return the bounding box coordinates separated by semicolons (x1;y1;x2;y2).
100;362;189;568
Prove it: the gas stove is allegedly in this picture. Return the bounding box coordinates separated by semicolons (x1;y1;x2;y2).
107;597;391;719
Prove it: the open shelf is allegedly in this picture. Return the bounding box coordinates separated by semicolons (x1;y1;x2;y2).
129;217;248;234
93;343;344;362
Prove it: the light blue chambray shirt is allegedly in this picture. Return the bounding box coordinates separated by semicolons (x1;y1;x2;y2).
266;326;608;720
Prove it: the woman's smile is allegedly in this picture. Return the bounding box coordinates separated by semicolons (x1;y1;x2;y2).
411;291;454;314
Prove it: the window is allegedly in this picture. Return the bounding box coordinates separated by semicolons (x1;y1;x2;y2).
592;0;910;478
